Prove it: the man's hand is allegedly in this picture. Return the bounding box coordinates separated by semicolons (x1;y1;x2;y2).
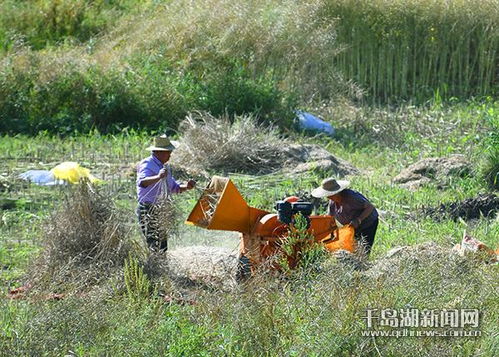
350;218;361;229
186;179;196;189
139;169;166;188
158;168;167;179
179;179;197;192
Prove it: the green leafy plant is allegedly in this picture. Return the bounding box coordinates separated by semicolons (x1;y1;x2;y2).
124;255;152;303
278;213;328;273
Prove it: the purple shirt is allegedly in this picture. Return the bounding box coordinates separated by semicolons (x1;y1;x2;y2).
136;155;180;204
327;189;378;230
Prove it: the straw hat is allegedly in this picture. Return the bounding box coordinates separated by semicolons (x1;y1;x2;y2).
311;178;350;198
146;135;176;151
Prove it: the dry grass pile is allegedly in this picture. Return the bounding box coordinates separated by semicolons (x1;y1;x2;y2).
172;112;358;177
364;242;481;282
171;112;287;175
141;246;238;300
393;155;471;190
29;181;135;292
147;194;183;245
154;241;491;292
167;246;238;290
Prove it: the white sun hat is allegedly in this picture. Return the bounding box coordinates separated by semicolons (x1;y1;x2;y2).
311;178;350;198
146;135;177;151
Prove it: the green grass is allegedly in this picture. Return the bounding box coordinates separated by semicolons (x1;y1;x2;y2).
481;106;499;189
0;254;497;355
1;99;498;355
0;0;153;51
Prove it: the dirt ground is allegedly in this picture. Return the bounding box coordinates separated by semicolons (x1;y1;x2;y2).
393;155;470;189
422;193;499;221
282;144;359;177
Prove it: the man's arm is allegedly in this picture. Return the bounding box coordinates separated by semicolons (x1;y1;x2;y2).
351;202;375;228
139;168;166;188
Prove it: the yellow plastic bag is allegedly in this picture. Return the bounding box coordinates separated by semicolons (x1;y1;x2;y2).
51;162;100;184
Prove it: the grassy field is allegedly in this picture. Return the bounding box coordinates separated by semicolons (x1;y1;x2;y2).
1;100;498;355
1;0;498;355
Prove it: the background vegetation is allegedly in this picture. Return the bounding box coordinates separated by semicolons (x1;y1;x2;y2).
0;0;497;135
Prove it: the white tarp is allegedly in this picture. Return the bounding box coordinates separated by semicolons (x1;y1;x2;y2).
19;162;100;185
18;170;64;186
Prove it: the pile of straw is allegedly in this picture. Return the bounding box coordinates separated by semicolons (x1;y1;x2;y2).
29;181;135;292
171;112;287;175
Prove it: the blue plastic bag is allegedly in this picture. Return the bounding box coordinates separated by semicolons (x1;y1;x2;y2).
295;111;335;136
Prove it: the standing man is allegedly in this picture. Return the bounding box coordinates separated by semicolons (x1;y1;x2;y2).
312;178;379;255
137;135;195;251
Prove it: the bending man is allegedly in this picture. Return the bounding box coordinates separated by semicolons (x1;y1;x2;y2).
312;178;378;255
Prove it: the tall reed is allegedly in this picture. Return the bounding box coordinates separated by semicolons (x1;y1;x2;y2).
325;0;498;102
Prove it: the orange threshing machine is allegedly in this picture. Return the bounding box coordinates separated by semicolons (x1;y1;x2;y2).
186;176;356;275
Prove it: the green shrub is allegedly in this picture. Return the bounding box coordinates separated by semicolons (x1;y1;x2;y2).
128;56;295;128
0;0;152;51
198;64;295;123
278;213;328;272
124;255;153;303
0;59;146;134
0;51;294;135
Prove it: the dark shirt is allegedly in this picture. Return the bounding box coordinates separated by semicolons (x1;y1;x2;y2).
327;189;378;230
